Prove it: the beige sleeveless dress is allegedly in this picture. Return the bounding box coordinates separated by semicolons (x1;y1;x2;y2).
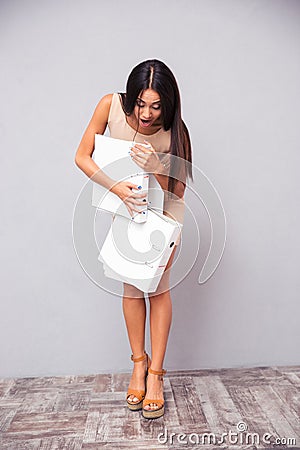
107;93;185;246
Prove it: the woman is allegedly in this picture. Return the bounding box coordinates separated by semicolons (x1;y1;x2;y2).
75;59;192;419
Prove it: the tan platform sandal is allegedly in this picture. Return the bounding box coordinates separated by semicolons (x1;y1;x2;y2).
142;367;167;419
126;351;151;411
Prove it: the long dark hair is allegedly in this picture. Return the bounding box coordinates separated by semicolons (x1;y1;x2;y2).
119;59;193;196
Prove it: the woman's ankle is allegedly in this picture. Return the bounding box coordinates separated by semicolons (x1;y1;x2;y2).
148;363;164;372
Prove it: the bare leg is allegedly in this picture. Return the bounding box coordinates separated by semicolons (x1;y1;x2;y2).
144;245;177;411
122;283;148;404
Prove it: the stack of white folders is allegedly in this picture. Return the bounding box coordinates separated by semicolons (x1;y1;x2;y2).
91;134;181;293
98;208;182;293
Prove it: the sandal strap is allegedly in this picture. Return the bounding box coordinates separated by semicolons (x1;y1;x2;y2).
131;350;147;363
143;398;164;409
126;388;145;401
148;367;167;376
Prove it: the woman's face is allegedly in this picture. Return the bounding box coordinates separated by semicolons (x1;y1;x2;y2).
133;88;162;130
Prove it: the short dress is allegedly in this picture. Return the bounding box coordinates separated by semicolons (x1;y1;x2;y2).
107;93;185;246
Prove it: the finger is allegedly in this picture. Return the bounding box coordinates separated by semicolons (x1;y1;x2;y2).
132;144;144;150
143;140;154;152
131;151;146;162
124;203;133;216
127;186;146;195
133;192;147;198
128;183;142;190
136;145;152;154
127;194;147;205
126;194;147;204
131;145;145;155
126;202;142;213
125;200;140;215
132;145;153;157
131;198;148;206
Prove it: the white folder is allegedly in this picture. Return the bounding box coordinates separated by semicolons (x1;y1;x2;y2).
92;134;164;223
98;208;182;293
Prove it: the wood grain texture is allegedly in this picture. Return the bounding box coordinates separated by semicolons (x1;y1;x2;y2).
0;365;299;449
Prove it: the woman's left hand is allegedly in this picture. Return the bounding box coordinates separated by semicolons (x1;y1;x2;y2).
130;141;161;173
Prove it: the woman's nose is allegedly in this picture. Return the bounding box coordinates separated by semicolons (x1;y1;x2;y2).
143;107;151;118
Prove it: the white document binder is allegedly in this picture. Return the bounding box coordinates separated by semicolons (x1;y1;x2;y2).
98;208;182;293
92;134;164;222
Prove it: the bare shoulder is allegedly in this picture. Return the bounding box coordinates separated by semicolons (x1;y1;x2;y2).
95;93;114;112
90;93;114;128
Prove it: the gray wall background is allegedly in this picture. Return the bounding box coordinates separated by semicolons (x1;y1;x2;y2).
1;0;299;378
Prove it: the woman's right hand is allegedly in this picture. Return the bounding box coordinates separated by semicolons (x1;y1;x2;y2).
110;180;147;217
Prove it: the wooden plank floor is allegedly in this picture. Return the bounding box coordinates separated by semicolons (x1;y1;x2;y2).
0;366;299;449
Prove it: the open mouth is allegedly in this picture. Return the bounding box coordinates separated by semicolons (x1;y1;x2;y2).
140;118;152;127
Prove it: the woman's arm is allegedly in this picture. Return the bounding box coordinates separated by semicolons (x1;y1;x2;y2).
74;94;117;190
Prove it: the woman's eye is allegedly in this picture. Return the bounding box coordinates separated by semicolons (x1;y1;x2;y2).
136;100;160;109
